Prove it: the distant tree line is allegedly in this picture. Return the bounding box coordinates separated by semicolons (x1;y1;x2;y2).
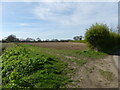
0;35;83;43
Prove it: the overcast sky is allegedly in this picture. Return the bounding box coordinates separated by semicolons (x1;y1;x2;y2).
1;2;118;40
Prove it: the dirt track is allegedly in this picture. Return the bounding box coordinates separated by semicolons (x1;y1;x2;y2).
24;42;88;50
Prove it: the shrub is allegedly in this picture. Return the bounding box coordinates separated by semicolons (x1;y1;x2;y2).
85;23;110;51
85;23;120;51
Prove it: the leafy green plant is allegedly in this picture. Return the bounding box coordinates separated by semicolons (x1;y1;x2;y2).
2;45;69;88
76;59;87;66
99;69;114;81
85;23;120;52
85;23;110;51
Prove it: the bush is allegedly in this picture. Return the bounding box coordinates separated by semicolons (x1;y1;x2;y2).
85;23;111;51
85;23;120;51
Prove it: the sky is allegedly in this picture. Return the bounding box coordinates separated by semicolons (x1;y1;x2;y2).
0;1;118;40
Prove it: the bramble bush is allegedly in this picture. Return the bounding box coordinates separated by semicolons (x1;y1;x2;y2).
85;23;120;52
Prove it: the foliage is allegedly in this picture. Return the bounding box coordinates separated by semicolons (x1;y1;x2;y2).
69;40;87;43
5;35;19;42
73;36;83;40
26;38;35;42
85;23;120;51
36;38;41;42
0;43;15;55
75;50;106;59
2;45;68;88
75;59;87;66
99;69;114;81
109;32;120;47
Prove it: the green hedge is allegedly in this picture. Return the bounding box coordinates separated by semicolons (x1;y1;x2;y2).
85;23;120;51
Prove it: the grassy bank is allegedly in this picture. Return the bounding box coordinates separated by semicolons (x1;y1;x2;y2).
2;44;69;88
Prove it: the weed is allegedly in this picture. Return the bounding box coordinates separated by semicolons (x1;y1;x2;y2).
99;69;114;81
76;59;87;66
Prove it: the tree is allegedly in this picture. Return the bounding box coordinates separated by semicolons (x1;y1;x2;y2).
2;39;6;43
36;38;41;42
51;39;59;42
19;38;26;42
26;38;35;42
73;35;82;40
45;39;49;42
5;35;19;42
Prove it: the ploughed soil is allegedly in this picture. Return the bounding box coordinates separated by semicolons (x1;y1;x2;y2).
24;42;88;50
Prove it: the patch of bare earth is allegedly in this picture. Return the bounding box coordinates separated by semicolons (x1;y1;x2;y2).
24;42;87;50
63;55;118;88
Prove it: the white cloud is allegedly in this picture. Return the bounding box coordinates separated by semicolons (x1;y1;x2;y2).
35;3;72;23
33;2;118;26
19;23;30;26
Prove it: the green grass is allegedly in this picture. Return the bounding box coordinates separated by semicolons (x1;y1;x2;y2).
69;40;87;43
75;50;106;59
20;44;106;68
21;44;106;60
75;59;87;66
99;69;114;81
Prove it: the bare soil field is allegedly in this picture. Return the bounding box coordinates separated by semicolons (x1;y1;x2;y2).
24;42;88;50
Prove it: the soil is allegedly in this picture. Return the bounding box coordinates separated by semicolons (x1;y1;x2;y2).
64;55;118;88
24;42;88;50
